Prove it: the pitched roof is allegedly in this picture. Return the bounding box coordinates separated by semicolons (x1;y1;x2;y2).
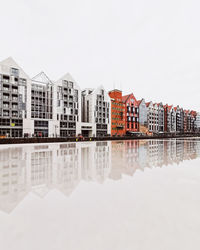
32;71;52;84
122;94;131;103
145;102;151;107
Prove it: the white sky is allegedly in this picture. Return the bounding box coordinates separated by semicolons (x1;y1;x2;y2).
0;0;199;110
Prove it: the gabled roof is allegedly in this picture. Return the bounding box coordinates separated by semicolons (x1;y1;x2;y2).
58;72;76;82
146;102;151;107
122;94;132;103
32;71;52;84
0;57;30;79
137;99;142;106
168;105;173;110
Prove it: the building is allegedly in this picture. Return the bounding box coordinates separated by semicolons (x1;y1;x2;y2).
122;93;139;134
0;57;32;137
164;105;176;133
195;112;200;131
137;99;148;134
30;72;58;137
56;73;81;137
81;86;111;137
157;102;164;132
190;111;197;132
146;102;159;133
175;106;184;133
108;89;125;136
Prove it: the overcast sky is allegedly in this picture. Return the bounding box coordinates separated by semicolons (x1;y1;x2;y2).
0;0;199;110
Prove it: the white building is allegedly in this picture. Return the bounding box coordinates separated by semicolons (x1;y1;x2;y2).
81;86;111;137
0;57;32;137
55;73;81;137
146;102;159;132
30;72;58;137
195;112;200;131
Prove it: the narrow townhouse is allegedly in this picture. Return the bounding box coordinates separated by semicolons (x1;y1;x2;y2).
157;102;164;132
31;72;58;137
146;102;159;133
122;93;139;135
137;99;148;134
81;86;111;137
108;89;125;136
55;73;81;137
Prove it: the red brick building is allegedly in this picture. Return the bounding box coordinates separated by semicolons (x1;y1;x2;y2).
108;90;125;136
122;93;139;134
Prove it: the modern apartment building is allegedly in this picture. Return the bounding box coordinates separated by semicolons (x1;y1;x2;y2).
146;102;159;133
157;102;164;132
164;105;176;133
195;112;200;131
0;57;31;137
30;72;58;137
56;73;81;137
81;86;111;137
175;106;184;133
137;99;148;133
122;93;139;134
108;89;125;136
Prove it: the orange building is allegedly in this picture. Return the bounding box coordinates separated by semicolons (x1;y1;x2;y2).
108;90;125;136
122;93;139;134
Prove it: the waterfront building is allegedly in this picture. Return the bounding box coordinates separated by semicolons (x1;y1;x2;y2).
137;99;148;134
190;111;197;132
175;106;184;133
81;86;111;137
164;105;176;133
0;57;32;137
31;72;58;137
55;73;81;137
146;102;159;133
122;93;139;134
195;112;200;131
157;102;164;132
108;89;125;136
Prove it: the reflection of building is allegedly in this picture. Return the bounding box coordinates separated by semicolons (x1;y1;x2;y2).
1;139;200;213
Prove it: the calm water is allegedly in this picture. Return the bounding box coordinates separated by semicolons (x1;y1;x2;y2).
0;139;200;250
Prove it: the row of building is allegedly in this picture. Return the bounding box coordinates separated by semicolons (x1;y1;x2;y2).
0;57;199;137
0;139;200;213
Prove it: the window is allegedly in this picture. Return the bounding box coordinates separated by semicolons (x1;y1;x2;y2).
11;68;19;77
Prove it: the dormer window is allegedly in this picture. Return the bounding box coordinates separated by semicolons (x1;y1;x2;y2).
11;68;19;77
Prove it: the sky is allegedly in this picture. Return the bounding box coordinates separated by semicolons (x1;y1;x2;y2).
0;0;200;110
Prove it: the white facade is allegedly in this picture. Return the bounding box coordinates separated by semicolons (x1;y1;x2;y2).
0;57;32;137
55;73;81;137
146;102;159;132
81;86;111;137
195;112;200;131
0;57;112;137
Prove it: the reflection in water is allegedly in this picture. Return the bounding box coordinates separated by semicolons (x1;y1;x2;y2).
0;139;200;213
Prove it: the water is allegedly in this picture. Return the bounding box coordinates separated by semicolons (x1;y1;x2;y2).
0;139;200;250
